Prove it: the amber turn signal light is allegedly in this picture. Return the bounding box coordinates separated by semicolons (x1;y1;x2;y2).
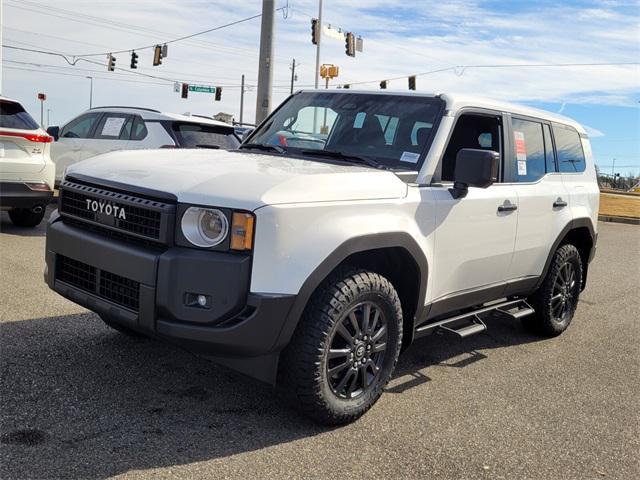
230;212;255;251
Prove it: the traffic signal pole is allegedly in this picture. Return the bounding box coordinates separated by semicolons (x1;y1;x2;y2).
255;0;275;124
240;74;245;124
314;0;323;89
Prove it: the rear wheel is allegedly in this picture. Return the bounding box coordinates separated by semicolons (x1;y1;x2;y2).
525;244;583;336
8;208;46;227
279;268;403;425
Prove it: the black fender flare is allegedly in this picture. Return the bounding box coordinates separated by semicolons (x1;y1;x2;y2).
534;217;596;291
272;232;429;351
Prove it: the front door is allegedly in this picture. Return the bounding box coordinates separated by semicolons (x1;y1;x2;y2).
430;111;518;308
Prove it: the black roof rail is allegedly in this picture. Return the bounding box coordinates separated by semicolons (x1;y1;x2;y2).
89;106;161;113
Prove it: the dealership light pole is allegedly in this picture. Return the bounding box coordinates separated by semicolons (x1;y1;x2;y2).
255;0;275;124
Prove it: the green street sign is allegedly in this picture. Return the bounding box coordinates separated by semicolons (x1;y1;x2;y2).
188;85;216;93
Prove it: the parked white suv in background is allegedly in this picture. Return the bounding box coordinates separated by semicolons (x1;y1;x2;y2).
0;96;55;227
44;90;599;424
48;107;241;183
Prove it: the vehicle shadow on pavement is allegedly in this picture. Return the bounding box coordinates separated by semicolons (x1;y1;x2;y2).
0;311;542;479
0;212;47;237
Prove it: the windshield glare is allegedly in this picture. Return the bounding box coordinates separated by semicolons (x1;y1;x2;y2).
249;92;442;169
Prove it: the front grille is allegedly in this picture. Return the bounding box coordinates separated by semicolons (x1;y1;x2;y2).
56;255;140;311
59;179;175;245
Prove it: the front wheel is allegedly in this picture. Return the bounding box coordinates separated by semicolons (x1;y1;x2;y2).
525;244;583;336
279;268;403;425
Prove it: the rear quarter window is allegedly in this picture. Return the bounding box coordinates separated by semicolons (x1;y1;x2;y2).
172;122;239;150
0;101;40;130
553;124;586;173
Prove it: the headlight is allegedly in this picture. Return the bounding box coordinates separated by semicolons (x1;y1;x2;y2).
181;207;229;247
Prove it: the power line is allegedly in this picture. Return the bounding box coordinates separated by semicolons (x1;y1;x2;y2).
6;0;286;59
336;62;640;87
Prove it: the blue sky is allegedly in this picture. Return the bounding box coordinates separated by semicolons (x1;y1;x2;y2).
2;0;639;174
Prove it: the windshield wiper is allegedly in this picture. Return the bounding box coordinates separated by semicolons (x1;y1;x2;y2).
300;149;384;169
239;143;285;154
196;144;220;149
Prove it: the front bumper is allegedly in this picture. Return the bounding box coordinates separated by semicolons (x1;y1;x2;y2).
44;212;295;383
0;182;53;209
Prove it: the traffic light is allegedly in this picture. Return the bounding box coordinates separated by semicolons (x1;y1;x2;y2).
107;54;116;71
311;18;319;45
345;32;355;57
408;75;416;90
130;51;138;69
162;44;168;58
215;87;222;101
181;83;188;99
153;45;162;66
380;80;387;89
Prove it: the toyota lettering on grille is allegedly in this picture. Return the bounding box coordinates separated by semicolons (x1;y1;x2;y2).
85;199;127;220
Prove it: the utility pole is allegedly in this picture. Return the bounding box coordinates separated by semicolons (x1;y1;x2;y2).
255;0;275;124
0;0;4;95
290;59;296;94
314;0;323;89
86;76;93;108
239;74;245;125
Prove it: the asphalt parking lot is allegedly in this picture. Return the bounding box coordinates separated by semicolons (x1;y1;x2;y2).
1;208;638;480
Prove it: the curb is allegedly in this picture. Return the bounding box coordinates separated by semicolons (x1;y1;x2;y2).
598;215;640;225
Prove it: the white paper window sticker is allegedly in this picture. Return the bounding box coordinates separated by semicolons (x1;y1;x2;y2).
400;151;420;164
101;117;126;137
517;160;527;176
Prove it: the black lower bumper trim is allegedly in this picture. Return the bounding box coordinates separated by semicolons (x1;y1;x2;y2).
0;182;53;209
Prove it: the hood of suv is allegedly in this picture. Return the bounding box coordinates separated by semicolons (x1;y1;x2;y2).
66;149;408;210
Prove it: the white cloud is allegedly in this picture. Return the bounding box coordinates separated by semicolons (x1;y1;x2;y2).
2;0;638;126
583;124;606;137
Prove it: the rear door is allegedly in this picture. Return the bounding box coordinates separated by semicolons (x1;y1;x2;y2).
51;112;102;182
506;116;572;287
80;113;134;160
0;100;47;174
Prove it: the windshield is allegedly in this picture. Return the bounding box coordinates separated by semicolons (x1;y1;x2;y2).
248;92;442;169
171;122;240;150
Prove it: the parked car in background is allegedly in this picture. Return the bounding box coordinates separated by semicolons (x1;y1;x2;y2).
0;96;55;227
48;107;240;183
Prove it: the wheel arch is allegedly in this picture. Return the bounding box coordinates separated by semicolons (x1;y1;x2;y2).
536;218;596;292
274;232;428;351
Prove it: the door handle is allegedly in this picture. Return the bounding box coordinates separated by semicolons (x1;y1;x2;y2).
498;202;518;212
553;199;568;208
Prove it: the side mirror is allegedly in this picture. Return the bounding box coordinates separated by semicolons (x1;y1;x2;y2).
450;148;499;199
46;126;60;141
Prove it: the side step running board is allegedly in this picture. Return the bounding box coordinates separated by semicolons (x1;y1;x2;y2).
416;299;534;339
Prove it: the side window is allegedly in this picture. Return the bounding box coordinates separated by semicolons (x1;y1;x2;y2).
553;124;586;173
441;114;502;182
511;118;546;182
543;124;556;173
131;116;148;141
61;113;101;139
93;114;132;140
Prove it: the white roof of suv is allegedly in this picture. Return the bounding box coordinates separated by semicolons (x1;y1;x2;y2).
87;106;233;127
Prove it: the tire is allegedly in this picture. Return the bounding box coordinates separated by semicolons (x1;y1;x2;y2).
278;267;403;425
525;244;583;336
100;315;145;338
8;208;46;228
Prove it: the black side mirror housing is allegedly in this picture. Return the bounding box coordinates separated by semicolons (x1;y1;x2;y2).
46;126;60;141
450;148;499;199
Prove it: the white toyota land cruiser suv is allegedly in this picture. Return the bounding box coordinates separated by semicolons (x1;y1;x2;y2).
44;91;598;424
